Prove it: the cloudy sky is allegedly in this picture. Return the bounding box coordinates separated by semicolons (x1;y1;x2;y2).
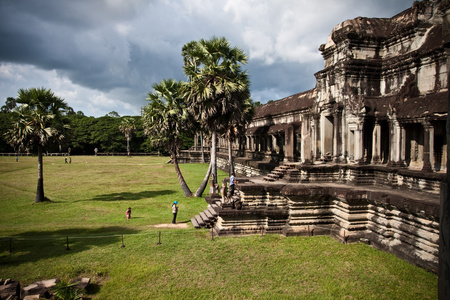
0;0;414;117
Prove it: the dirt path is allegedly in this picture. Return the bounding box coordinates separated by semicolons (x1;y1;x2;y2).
152;223;190;229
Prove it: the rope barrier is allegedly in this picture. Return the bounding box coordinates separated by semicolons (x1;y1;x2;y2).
0;223;354;254
0;228;203;241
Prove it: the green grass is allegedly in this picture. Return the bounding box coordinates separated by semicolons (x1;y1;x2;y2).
0;156;437;299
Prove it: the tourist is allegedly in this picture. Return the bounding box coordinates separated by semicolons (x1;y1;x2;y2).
229;172;236;197
172;201;178;224
126;207;131;220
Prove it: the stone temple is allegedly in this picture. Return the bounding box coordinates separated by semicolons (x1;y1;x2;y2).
185;0;449;275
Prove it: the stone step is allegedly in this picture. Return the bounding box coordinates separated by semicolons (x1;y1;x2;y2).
204;209;214;220
207;206;218;217
191;217;200;228
194;215;206;227
199;212;210;223
267;173;280;178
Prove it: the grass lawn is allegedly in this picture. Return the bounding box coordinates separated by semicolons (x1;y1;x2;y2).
0;155;438;299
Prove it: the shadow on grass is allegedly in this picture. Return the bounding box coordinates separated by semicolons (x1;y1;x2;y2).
88;190;175;202
0;226;140;268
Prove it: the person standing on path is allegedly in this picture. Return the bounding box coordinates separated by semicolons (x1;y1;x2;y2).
172;201;178;224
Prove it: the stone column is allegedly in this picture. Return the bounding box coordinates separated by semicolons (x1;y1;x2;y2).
439;5;450;299
354;121;363;162
333;109;341;162
301;117;312;164
388;117;402;166
422;121;433;172
372;120;381;164
313;114;320;160
285;125;295;162
401;125;406;163
194;133;198;149
271;135;277;153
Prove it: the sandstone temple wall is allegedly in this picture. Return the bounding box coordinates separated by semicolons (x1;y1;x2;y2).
214;0;449;175
183;0;449;275
213;182;440;273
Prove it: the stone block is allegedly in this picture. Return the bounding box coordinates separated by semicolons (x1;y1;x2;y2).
0;279;20;300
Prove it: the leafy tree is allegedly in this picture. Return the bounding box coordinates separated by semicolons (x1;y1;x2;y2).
6;87;70;203
91;116;125;153
67;114;97;155
143;79;193;197
107;111;120;118
182;36;250;195
119;117;137;156
1;97;17;113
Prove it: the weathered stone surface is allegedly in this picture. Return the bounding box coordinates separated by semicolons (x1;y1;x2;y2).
71;277;91;290
0;279;20;300
214;180;440;273
20;279;58;299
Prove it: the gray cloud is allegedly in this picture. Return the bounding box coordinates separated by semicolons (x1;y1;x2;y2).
0;0;415;117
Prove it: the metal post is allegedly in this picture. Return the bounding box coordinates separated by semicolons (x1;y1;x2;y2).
121;234;125;248
157;231;162;245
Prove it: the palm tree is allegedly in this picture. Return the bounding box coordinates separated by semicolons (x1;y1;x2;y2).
119;117;137;156
221;96;254;175
142;79;193;197
182;36;250;196
6;87;70;203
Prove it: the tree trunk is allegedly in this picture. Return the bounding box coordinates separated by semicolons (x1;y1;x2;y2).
194;163;212;197
209;129;218;194
200;132;205;163
228;136;234;175
35;145;45;203
127;137;130;156
172;151;193;197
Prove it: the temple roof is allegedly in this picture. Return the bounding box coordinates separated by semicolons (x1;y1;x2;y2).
364;91;447;120
254;89;316;119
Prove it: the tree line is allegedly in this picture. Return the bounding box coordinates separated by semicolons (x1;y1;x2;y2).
0;100;194;155
2;36;254;203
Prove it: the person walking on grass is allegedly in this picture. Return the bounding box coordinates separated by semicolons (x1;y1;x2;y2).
126;207;131;220
172;201;178;224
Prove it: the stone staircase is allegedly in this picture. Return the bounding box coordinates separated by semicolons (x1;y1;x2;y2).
191;188;243;229
263;164;295;182
191;202;220;228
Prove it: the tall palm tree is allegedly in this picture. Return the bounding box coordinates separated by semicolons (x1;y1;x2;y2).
221;96;254;175
119;117;137;156
182;36;250;195
6;87;70;203
142;79;193;197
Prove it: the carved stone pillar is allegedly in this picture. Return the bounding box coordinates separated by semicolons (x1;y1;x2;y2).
272;135;277;153
312;114;320;160
285;125;295;162
372;121;381;164
194;133;198;148
333;109;342;163
388;117;403;166
354;121;363;163
422;121;433;172
301;117;312;164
